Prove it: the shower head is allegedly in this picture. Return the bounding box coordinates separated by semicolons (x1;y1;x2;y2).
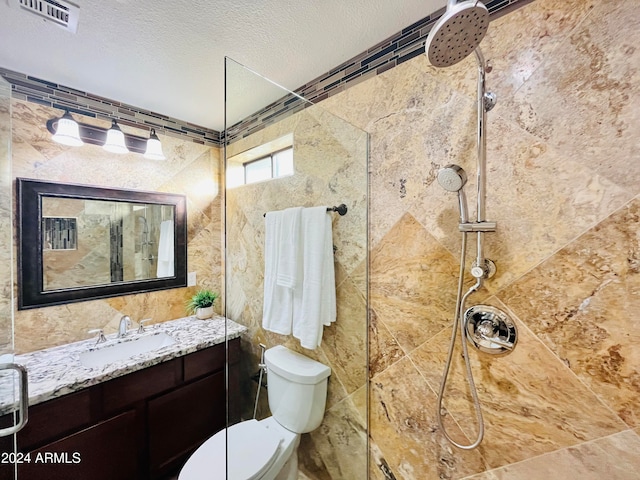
437;164;467;192
438;164;469;223
425;0;489;68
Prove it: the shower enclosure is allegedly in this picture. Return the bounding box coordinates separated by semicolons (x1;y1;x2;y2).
223;58;369;479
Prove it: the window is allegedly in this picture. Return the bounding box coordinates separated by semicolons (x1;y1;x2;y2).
226;134;294;188
244;147;293;185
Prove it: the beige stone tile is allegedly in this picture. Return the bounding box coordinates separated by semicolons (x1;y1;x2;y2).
496;198;640;426
461;430;640;480
370;356;488;479
369;307;405;379
369;212;469;353
320;276;367;395
367;69;476;248
410;299;627;469
483;0;596;98
14;299;120;353
300;393;368;480
11;100;69;162
494;0;640;193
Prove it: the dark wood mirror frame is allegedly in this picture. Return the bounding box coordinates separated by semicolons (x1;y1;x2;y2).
17;178;187;310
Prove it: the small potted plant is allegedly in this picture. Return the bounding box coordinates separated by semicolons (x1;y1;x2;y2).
186;289;219;320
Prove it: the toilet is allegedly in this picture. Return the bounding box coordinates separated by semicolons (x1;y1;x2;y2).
178;345;331;480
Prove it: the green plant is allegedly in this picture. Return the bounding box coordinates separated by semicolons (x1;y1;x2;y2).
186;289;219;315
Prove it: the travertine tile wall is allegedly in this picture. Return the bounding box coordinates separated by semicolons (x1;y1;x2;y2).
10;99;223;354
316;0;640;478
225;104;368;479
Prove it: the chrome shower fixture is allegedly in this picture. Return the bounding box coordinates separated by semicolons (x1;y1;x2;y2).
437;164;467;192
427;0;513;452
425;0;490;68
437;164;469;223
464;305;517;355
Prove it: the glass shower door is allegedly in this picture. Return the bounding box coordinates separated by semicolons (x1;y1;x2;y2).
0;74;29;478
224;57;369;480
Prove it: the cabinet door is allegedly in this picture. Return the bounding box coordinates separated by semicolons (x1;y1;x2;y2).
17;410;140;480
148;371;225;478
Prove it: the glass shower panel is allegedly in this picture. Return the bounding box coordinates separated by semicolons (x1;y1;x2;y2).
224;57;368;479
0;74;26;478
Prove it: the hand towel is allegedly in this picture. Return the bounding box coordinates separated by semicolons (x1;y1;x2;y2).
293;207;336;349
156;220;174;277
262;210;295;335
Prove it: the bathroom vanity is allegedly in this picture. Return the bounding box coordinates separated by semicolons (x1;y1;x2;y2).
0;316;246;480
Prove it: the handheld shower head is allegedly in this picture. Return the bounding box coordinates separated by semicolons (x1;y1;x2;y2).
425;0;489;68
438;164;469;223
437;164;467;192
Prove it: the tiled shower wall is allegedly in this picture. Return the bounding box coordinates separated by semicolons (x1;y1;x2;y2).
315;0;640;478
10;100;223;353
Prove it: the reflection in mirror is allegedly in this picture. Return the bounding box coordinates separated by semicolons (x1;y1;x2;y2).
41;197;175;290
18;178;187;309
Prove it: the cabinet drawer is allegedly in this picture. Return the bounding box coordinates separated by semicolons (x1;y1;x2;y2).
182;338;241;382
102;358;181;414
19;388;92;451
183;342;226;382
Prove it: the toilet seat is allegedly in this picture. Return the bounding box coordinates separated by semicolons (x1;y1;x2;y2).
179;419;282;480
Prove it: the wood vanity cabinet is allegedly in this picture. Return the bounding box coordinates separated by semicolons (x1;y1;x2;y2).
0;338;241;480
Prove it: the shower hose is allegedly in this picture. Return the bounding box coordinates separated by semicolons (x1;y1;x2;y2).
436;231;485;450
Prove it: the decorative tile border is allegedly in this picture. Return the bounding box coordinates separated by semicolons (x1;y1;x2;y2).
1;0;531;146
0;66;221;146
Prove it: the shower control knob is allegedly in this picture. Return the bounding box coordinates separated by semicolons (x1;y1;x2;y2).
471;259;496;279
471;265;485;278
464;305;518;355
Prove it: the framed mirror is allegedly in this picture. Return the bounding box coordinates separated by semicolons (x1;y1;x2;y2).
17;178;187;309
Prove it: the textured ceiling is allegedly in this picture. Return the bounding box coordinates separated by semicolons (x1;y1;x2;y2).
0;0;443;130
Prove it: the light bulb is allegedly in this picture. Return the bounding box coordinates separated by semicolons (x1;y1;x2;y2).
52;111;83;147
144;129;165;160
103;120;129;154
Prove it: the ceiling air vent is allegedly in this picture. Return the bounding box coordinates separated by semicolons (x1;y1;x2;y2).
12;0;80;33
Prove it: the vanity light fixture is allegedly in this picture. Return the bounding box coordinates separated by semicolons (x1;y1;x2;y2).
51;110;84;147
46;111;166;159
103;119;129;154
144;129;166;160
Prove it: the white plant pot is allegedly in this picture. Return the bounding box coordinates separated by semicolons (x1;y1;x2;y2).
196;306;213;319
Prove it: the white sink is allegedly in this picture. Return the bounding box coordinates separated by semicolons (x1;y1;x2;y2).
79;332;176;368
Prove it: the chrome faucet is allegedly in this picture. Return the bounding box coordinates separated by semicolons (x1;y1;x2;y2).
118;315;131;338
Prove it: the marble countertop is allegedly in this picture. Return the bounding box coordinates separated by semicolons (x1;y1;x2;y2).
1;316;246;414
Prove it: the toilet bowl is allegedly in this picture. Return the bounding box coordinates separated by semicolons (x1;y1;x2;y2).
178;417;298;480
179;345;330;480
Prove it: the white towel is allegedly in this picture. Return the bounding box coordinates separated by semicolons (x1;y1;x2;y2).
293;207;336;349
156;220;174;277
276;207;302;288
262;210;298;335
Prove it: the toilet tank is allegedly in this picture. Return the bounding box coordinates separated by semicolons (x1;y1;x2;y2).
264;345;331;434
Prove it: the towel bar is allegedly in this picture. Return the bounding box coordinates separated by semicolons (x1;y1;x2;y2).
263;204;347;217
